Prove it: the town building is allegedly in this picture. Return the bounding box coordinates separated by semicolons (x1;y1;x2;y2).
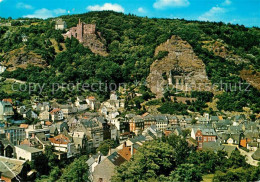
49;134;76;159
191;127;217;150
0;101;14;121
3;126;26;146
0;156;28;182
55;18;67;30
15;145;43;161
63;19;96;43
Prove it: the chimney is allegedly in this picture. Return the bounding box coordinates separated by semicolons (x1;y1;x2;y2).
131;144;134;156
124;141;127;148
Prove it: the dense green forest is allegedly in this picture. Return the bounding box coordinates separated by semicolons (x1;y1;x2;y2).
112;135;260;181
0;11;259;112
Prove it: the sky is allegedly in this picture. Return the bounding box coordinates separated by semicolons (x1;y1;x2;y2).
0;0;259;27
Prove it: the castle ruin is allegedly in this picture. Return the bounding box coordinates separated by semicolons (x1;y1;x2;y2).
63;19;107;56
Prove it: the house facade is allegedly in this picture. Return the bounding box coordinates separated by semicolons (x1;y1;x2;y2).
191;128;217;150
15;145;43;161
0;101;14;121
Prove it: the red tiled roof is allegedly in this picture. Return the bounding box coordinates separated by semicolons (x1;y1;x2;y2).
2;98;13;104
218;116;223;120
88;96;95;100
49;134;70;144
142;112;149;117
50;108;61;114
20;124;29;129
45;121;52;126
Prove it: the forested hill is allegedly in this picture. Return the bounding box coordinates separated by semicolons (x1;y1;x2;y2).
0;11;259;113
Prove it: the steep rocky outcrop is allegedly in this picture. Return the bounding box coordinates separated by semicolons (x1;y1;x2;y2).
82;33;108;56
240;70;260;90
202;40;249;64
147;35;210;98
1;48;47;71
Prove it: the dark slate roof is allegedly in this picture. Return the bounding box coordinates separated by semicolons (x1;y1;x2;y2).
202;141;224;151
107;152;126;166
0;138;14;148
129;135;146;144
154;115;168;122
35;133;50;145
60;122;69;132
223;145;237;157
82;119;99;128
210;116;219;121
96;116;106;124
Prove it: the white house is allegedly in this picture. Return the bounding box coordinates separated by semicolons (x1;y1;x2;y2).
50;108;64;121
55;19;67;30
49;134;76;158
0;65;6;74
39;110;50;121
0;101;14;121
15;145;43;161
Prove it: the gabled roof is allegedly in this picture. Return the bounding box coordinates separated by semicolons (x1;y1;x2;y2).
19;124;29;129
107;151;126;166
0;101;12;107
15;145;42;153
2;98;13;104
0;156;25;179
49;134;71;144
193;127;217;136
202;141;224;151
45;121;52;126
87;96;95;100
50;108;61;114
210;116;219;121
129;135;146;144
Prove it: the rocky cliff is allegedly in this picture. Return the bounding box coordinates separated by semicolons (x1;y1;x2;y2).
240;70;260;90
147;35;211;98
82;33;108;56
1;48;47;71
202;39;249;64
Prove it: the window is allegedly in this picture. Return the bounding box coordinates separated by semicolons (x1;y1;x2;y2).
208;137;211;141
199;137;202;141
204;137;207;142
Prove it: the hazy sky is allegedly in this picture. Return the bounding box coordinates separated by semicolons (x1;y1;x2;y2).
0;0;259;27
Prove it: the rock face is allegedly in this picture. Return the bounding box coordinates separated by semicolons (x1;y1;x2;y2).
63;19;108;56
202;40;249;64
147;35;211;98
240;70;260;91
1;48;47;71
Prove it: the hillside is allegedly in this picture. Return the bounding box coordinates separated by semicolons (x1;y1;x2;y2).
0;11;259;113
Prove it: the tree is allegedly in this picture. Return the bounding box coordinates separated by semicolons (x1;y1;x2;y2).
168;164;202;182
166;134;193;165
96;139;118;155
58;155;89;182
225;150;248;169
112;141;176;181
30;154;50;176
